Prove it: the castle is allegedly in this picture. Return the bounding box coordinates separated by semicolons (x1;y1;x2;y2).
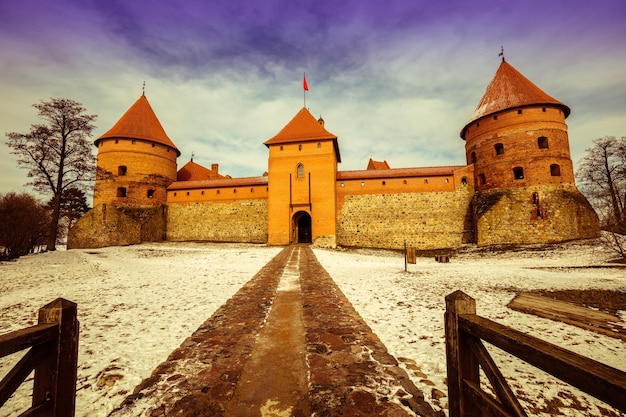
68;60;600;250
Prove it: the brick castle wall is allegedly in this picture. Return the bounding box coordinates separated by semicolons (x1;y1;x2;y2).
336;188;475;250
166;200;268;243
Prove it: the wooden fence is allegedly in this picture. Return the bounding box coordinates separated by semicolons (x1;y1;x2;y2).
445;290;626;417
0;298;79;417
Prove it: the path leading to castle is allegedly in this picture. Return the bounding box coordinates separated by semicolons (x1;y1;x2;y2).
109;246;440;417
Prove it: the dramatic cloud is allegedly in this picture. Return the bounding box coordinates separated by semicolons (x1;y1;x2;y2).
1;0;625;194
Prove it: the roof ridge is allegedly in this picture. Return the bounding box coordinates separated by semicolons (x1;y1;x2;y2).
96;95;180;155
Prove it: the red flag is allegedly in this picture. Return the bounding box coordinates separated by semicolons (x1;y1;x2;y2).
303;73;309;91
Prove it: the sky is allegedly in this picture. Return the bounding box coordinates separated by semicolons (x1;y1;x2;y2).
1;0;625;198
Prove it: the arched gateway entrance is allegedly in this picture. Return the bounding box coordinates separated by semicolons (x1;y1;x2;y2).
292;211;312;243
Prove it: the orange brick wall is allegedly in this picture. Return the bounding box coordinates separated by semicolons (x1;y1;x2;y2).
266;140;338;245
93;138;178;207
464;106;574;190
167;185;268;203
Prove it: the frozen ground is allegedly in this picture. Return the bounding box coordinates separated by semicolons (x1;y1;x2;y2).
1;239;625;416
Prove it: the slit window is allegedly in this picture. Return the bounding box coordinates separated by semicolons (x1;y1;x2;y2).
513;167;524;180
470;151;477;164
538;136;549;149
532;192;539;205
494;143;504;155
118;165;127;176
478;174;486;185
550;164;561;176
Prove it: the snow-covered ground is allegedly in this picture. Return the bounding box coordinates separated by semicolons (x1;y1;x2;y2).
0;240;624;416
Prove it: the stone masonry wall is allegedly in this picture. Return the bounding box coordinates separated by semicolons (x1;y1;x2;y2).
68;204;166;249
474;184;600;246
336;189;474;250
167;200;268;243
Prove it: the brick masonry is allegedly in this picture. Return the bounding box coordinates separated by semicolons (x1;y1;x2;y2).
166;199;268;243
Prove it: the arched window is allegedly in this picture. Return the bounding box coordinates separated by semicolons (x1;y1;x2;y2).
538;136;549;149
494;143;504;155
513;167;524;180
118;165;127;176
461;177;468;185
296;163;304;178
550;164;561;176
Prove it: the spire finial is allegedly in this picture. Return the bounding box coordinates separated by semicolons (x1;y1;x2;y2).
191;151;195;162
142;81;146;96
498;46;505;62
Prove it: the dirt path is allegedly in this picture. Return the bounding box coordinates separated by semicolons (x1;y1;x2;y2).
109;246;440;417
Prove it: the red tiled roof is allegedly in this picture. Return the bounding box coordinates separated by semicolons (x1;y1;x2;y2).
95;95;181;155
367;158;390;170
264;107;341;162
177;160;226;181
167;176;268;191
461;61;570;139
337;166;465;180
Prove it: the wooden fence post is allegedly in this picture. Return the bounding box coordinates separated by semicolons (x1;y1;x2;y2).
445;290;479;417
34;298;79;417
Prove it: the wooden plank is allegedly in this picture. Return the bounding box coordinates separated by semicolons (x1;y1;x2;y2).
463;378;516;417
508;293;625;341
466;337;527;417
0;324;57;357
459;314;626;412
0;345;45;408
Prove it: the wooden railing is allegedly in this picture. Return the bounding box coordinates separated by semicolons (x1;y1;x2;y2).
445;290;626;417
0;298;79;417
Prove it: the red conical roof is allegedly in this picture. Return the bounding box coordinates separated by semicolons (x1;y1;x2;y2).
461;61;570;139
264;107;341;161
95;95;180;155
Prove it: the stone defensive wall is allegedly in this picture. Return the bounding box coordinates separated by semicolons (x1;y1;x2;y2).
474;184;600;246
68;204;167;249
166;199;268;243
336;187;475;250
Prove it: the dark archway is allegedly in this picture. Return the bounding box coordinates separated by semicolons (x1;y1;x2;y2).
293;211;312;243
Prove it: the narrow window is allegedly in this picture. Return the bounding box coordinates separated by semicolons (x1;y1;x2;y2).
317;142;321;148
550;164;561;176
201;190;205;195
118;165;127;176
532;192;539;205
173;192;177;196
445;178;449;183
186;191;189;196
298;144;302;151
115;139;119;144
517;109;522;114
280;146;284;151
493;115;498;120
152;143;155;148
513;167;524;180
233;189;237;193
147;189;155;198
382;181;386;186
117;187;127;197
424;179;428;184
461;177;468;185
478;174;486;185
538;136;549;149
296;163;304;178
494;143;504;155
250;187;254;192
470;152;477;164
360;181;365;187
217;190;220;194
542;107;546;112
403;180;407;185
132;139;136;144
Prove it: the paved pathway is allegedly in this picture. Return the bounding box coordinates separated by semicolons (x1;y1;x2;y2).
110;246;441;417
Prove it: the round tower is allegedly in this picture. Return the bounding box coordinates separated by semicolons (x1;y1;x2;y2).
93;94;180;207
461;60;599;246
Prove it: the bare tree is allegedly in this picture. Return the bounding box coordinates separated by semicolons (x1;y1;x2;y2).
6;98;97;251
576;136;626;231
0;192;50;260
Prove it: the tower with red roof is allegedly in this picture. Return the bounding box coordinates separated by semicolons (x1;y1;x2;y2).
461;60;599;245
